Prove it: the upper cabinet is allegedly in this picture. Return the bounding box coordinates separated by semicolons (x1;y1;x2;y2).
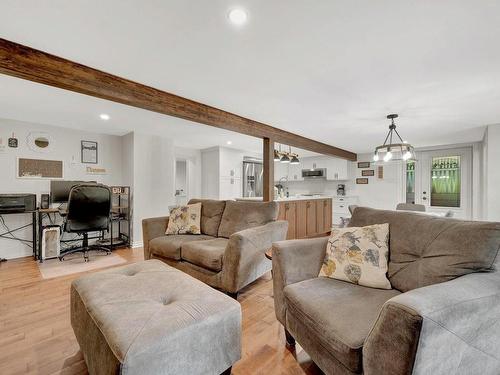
325;157;348;180
293;156;348;181
288;162;304;181
219;148;243;178
274;161;289;182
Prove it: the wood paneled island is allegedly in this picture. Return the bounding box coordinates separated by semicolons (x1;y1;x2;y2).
277;197;332;240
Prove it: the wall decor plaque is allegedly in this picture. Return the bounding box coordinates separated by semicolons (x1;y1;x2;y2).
357;162;371;168
356;178;369;184
18;158;63;179
81;140;98;164
361;169;375;177
377;166;384;179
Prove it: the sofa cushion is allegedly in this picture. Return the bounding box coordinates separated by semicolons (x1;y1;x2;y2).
166;203;202;235
149;234;214;260
181;238;229;272
188;199;226;237
349;207;500;292
284;277;401;373
218;200;279;238
319;223;392;289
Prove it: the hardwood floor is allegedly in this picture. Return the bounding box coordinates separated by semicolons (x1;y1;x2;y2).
0;248;323;375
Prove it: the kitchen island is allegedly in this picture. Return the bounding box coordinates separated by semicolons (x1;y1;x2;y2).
236;195;332;239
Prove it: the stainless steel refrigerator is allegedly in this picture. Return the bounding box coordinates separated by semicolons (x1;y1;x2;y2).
243;159;263;197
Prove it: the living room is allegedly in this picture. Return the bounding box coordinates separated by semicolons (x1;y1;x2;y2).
1;2;499;375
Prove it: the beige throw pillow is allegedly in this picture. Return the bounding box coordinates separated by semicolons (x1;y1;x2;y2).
319;223;392;289
166;203;202;235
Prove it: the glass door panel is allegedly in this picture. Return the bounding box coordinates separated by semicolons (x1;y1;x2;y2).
413;147;471;219
406;161;416;204
430;156;461;208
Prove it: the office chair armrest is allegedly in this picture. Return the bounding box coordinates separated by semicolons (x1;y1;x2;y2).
142;216;169;259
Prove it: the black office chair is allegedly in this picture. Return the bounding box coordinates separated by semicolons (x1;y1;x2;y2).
59;184;112;262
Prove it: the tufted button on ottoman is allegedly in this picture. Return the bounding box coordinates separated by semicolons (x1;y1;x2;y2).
71;260;241;375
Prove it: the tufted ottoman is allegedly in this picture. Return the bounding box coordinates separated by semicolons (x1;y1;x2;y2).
70;260;241;375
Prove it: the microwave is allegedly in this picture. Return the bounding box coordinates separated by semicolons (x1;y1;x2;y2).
302;168;326;179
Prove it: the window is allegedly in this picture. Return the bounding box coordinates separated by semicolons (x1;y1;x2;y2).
405;161;416;204
430;156;460;208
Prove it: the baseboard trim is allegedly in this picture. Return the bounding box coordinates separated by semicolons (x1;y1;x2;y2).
131;241;143;249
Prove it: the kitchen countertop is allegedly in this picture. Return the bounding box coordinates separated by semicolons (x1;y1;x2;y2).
236;195;333;202
235;195;358;202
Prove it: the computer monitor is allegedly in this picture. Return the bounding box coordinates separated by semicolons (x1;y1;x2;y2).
50;180;96;203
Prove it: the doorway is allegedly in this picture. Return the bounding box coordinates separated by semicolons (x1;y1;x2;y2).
175;159;188;206
404;147;472;219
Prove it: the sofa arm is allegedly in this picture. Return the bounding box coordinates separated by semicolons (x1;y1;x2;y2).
142;216;169;259
272;237;328;325
221;220;288;293
363;270;500;375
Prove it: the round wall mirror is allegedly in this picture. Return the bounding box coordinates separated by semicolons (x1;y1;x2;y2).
34;137;50;148
27;132;54;153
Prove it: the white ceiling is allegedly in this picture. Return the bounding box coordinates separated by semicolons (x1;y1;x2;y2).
1;0;500;152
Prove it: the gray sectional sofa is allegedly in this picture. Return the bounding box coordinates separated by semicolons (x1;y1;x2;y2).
143;199;288;297
273;207;500;375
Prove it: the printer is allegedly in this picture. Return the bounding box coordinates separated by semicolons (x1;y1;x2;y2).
0;194;37;213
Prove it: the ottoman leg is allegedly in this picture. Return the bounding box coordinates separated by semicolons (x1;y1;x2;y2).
221;366;232;375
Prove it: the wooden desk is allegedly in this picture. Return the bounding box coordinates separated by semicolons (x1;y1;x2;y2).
0;210;37;261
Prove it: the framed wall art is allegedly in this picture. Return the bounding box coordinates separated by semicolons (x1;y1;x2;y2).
17;158;63;179
81;140;98;164
357;161;370;168
361;169;375;177
356;178;369;184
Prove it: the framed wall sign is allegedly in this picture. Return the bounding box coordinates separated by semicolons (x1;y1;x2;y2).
361;169;375;177
17;158;63;179
357;161;371;168
81;140;98;164
356;178;369;184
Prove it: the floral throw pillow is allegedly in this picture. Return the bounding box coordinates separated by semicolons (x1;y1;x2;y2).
165;203;202;235
319;223;392;289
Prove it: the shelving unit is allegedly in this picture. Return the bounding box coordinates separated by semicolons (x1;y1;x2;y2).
97;186;131;249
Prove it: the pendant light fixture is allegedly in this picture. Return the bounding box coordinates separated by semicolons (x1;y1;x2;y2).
274;149;281;161
373;114;415;163
274;143;300;164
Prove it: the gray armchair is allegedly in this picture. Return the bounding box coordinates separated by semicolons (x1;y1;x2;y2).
143;199;288;298
273;207;500;375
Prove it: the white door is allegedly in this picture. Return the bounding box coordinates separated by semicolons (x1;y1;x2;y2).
409;147;472;219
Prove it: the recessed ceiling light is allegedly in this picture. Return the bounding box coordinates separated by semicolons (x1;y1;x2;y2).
226;141;233;145
99;113;110;120
228;8;248;26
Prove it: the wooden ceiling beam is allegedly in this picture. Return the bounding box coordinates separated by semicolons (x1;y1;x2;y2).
0;38;357;161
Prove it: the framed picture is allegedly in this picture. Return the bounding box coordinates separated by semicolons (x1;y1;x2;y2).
81;140;98;164
17;158;63;179
357;161;371;168
356;178;369;184
377;166;384;179
361;169;375;177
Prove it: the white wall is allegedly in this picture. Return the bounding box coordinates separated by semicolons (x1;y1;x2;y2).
284;154;402;210
130;133;175;247
0;118;123;259
484;124;500;221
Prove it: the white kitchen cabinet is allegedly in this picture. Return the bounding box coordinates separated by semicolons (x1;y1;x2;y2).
219;148;242;178
219;176;242;200
332;196;358;225
288;162;304;181
202;146;247;199
274;161;289;182
326;157;348;180
300;157;315;170
298;156;348;180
